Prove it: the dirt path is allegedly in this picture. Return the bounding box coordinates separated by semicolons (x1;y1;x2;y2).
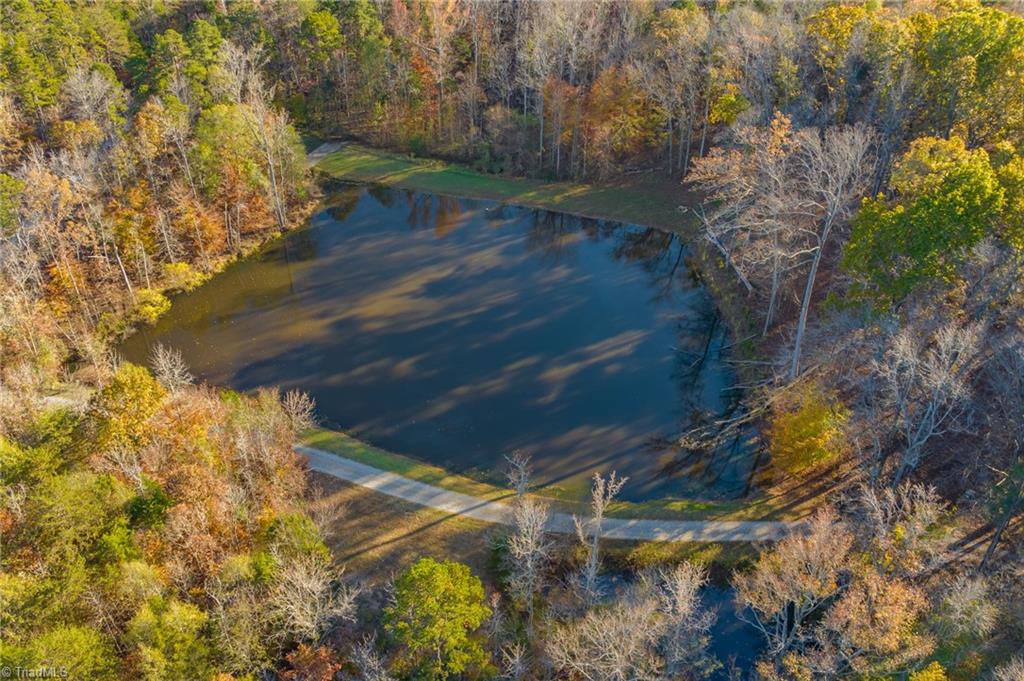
298;445;796;542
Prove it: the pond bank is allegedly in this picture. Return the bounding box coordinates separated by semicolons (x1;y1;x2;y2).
302;428;800;522
313;142;691;233
298;441;796;540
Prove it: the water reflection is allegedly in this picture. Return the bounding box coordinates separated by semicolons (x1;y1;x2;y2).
119;185;755;501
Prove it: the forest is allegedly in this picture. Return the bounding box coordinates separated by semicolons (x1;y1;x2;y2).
1;0;1023;680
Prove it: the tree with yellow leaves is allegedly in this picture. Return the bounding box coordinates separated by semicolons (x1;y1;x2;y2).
768;380;849;476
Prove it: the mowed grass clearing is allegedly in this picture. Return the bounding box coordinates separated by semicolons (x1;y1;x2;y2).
315;143;690;231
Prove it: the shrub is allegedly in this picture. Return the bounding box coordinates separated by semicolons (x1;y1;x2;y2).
162;262;204;292
134;289;171;326
98;515;141;562
128;597;214;681
90;363;166;454
127;478;174;528
12;625;117;680
33;472;132;565
263;512;330;563
768;381;849;475
910;661;948;681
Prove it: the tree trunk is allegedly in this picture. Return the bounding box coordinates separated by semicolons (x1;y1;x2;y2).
764;251;779;336
667;115;673;176
174;136;199;200
788;240;824;380
981;476;1023;569
138;241;152;288
554;97;562;177
112;241;134;299
537;89;545;169
682;113;693;177
259;119;287;232
699;94;711;157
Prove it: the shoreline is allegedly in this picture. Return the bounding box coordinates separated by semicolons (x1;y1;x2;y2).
298;442;797;541
301;428;801;523
312;141;761;351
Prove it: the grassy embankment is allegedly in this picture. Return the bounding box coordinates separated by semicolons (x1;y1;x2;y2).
305;429;762;581
302;428;803;522
309;471;756;586
315;143;688;231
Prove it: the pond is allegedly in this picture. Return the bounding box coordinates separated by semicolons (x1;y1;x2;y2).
119;185;754;502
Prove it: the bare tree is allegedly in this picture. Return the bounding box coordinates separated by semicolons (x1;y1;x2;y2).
348;635;394;681
719;5;801;126
209;581;273;676
60;67;127;136
503;450;552;632
307;483;345;544
505;449;532;498
282;389;317;432
1;483;27;527
422;0;467;142
733;508;853;659
546;577;665;681
868;39;918;195
150;343;193;391
853;482;950;578
994;657;1024;681
211;40;263;106
547;565;718;681
660;564;718;678
574;471;627;604
934;575;998;645
692;117;872;370
516;1;561;163
101;446;145;491
786;123;873;379
270;553;359;643
483;591;508;663
506;496;552;632
243;69;301;233
692;114;799;334
875;319;983;485
630;5;709;177
498;642;528;681
981;337;1024;568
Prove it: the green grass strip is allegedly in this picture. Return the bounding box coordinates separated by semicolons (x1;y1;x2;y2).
316;144;687;231
301;428;789;521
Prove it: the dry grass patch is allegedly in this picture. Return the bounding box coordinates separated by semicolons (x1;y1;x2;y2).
308;471;496;586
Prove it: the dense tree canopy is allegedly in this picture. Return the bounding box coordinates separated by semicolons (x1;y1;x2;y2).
845;136;1009;304
0;361;330;679
385;557;492;680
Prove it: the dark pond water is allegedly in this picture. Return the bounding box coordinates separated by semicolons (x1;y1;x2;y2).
120;185;754;501
704;586;762;676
